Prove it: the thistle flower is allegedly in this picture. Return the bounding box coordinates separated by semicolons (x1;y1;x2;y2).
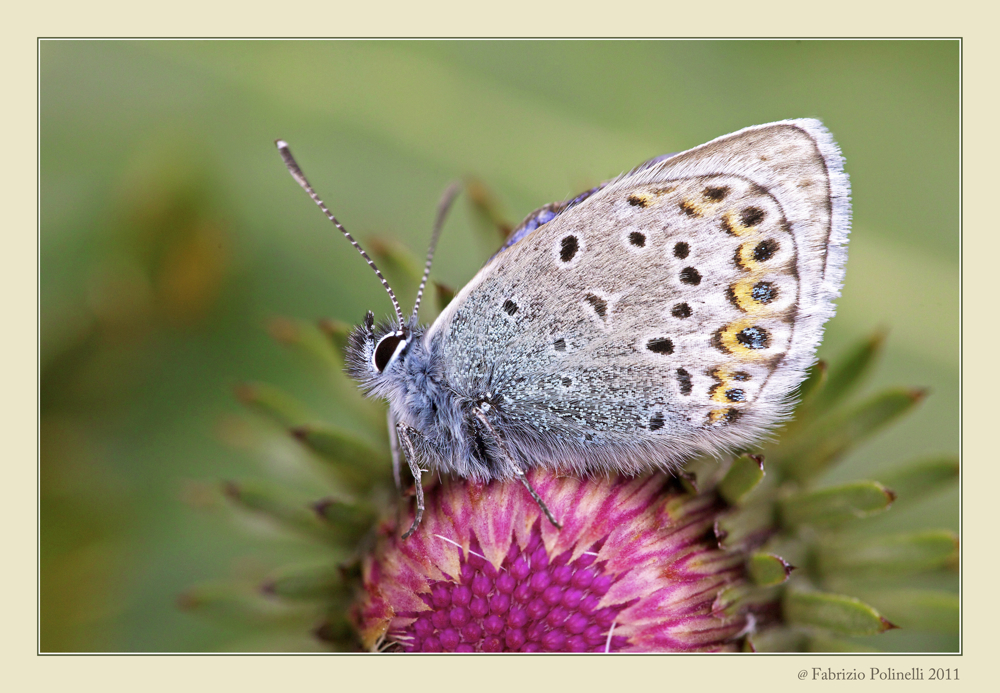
182;242;958;653
356;472;754;652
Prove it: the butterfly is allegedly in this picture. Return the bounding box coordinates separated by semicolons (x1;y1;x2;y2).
276;119;850;538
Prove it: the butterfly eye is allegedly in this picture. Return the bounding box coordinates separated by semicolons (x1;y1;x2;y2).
373;333;405;373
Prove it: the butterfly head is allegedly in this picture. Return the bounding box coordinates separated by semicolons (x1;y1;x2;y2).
346;311;421;394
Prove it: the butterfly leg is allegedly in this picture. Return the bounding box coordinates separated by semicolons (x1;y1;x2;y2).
387;409;407;533
473;409;562;530
395;422;427;540
387;409;402;495
512;467;562;531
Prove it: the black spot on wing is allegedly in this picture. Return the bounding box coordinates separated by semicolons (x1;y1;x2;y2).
676;368;692;395
752;282;777;304
703;186;729;201
754;239;778;262
560;235;578;262
680;267;701;285
736;326;770;350
646;337;674;355
679;200;699;216
584;294;608;319
740;207;765;227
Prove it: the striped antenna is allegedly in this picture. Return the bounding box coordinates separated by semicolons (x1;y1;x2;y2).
411;182;461;324
275;140;405;328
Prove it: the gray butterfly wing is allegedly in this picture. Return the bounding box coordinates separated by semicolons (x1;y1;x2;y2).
427;119;850;475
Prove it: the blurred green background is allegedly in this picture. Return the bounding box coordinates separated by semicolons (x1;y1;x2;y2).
40;41;958;652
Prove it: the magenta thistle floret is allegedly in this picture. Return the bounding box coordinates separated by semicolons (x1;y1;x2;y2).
354;470;759;652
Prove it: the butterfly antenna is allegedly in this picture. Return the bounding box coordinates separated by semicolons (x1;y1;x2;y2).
411;181;461;324
275;140;406;328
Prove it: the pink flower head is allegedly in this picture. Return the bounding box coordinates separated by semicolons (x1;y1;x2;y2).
354;470;762;652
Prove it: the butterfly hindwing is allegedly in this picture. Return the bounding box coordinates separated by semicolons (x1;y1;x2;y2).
428;120;849;473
